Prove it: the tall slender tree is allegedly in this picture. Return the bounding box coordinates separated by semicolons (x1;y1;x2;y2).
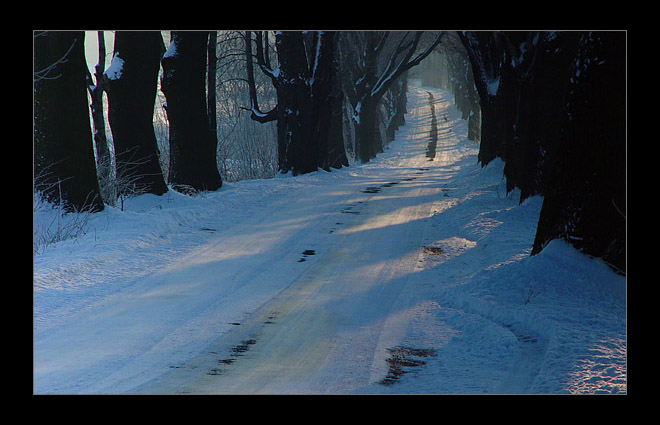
34;31;104;212
161;31;222;192
85;31;112;200
104;31;168;196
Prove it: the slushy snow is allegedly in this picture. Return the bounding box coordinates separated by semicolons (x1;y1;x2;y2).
33;81;626;394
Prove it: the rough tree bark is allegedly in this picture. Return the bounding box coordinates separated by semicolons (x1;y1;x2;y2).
273;31;315;174
34;31;104;212
161;31;222;192
105;31;169;196
310;31;349;170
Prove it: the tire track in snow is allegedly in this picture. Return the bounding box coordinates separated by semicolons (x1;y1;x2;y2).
134;84;444;394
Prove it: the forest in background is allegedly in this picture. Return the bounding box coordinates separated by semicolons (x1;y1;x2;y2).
33;30;626;274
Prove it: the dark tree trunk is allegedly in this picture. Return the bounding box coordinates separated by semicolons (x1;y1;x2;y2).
34;31;104;212
532;31;626;274
247;31;328;176
355;95;382;163
105;31;168;196
463;31;582;202
467;106;480;142
247;31;352;174
353;32;380;163
465;60;481;143
327;84;349;169
497;34;526;194
161;31;222;192
311;31;348;170
511;32;581;201
274;31;315;175
477;100;503;164
459;31;506;166
449;58;471;121
462;31;541;195
310;32;333;171
386;72;408;142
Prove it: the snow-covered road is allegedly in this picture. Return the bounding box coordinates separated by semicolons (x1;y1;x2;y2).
33;81;626;394
134;88;461;394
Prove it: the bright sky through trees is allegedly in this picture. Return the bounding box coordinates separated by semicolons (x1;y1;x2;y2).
84;31;114;72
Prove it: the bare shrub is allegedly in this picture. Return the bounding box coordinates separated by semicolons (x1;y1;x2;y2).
34;166;98;254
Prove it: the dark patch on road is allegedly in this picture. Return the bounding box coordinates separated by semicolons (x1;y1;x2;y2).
362;186;382;194
231;338;257;356
379;346;437;386
422;246;443;255
298;249;316;262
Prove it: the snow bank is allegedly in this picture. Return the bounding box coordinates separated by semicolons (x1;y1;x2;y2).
432;238;626;394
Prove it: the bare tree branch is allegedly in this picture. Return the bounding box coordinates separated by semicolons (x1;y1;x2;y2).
371;31;445;99
373;31;390;56
254;31;279;83
244;31;277;123
33;34;77;82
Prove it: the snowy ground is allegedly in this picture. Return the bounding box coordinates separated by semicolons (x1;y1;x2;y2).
33;81;626;394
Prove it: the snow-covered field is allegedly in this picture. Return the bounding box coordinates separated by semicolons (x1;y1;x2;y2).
33;81;626;394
